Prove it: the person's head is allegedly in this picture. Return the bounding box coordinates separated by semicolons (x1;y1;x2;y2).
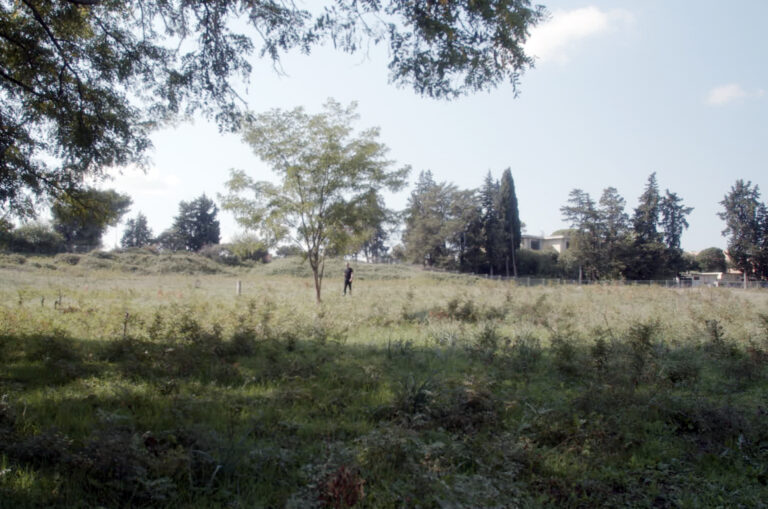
346;262;350;268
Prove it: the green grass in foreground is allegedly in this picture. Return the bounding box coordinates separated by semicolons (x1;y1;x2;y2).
0;255;767;507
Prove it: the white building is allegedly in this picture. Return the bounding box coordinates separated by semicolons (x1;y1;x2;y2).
521;234;570;253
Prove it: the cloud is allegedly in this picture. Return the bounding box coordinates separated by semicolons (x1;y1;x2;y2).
707;84;747;105
106;167;181;197
525;6;633;63
706;84;763;106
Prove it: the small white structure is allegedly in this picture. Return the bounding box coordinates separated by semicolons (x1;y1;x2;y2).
521;234;570;253
686;271;742;287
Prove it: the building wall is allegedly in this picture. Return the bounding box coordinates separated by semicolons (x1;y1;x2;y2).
522;235;570;253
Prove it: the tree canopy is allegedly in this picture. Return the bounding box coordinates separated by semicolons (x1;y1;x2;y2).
1;0;546;217
121;212;153;249
50;187;131;252
220;99;409;302
171;195;221;252
719;180;768;278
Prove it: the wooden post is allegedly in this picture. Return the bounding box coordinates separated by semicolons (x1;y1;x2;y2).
236;280;242;296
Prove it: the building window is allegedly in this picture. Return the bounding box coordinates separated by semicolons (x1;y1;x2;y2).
530;239;540;250
565;241;570;249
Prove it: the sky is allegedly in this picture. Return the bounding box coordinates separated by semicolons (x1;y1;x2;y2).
102;0;768;252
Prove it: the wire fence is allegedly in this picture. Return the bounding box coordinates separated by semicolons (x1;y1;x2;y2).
419;268;768;289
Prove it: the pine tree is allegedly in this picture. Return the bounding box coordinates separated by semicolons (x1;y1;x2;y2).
560;189;601;280
719;180;768;278
172;195;221;251
480;171;502;275
633;173;662;244
121;212;153;248
598;187;630;278
659;191;693;251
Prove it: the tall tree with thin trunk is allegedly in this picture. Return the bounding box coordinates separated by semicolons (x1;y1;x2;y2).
221;100;409;302
497;168;521;277
598;186;630;278
480;171;502;275
561;189;601;280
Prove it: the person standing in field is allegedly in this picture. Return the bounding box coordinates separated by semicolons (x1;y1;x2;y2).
343;262;354;295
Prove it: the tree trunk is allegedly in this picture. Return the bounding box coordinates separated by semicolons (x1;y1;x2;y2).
512;248;518;278
309;250;323;303
312;267;322;302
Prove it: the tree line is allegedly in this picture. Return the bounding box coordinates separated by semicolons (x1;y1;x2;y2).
398;171;768;282
1;165;765;287
398;170;697;280
0;192;226;257
2;95;767;302
401;169;521;276
558;173;693;280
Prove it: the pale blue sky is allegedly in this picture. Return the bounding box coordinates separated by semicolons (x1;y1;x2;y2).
104;0;767;252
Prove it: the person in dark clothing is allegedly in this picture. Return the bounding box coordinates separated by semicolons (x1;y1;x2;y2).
343;263;353;295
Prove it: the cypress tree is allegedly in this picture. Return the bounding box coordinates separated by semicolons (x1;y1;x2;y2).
498;168;521;277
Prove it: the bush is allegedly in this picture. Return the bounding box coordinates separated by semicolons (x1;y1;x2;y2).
696;247;727;272
230;234;271;262
516;248;560;277
55;253;81;265
5;222;65;254
276;245;303;258
198;244;240;265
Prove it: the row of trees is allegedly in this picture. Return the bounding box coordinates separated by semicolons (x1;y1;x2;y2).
560;173;693;280
0;192;221;255
398;171;704;281
402;169;521;276
129;195;222;253
1;189;131;254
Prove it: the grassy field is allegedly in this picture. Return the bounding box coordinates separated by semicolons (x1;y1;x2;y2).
1;251;767;508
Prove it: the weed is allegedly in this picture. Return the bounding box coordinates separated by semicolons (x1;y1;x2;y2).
627;320;659;383
507;333;543;376
663;348;701;386
472;322;501;360
318;465;366;508
591;336;609;376
550;334;581;379
386;338;413;359
390;374;437;422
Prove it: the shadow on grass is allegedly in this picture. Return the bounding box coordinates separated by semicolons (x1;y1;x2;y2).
1;325;768;508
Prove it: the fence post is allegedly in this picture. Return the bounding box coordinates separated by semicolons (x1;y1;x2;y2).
236;280;242;296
